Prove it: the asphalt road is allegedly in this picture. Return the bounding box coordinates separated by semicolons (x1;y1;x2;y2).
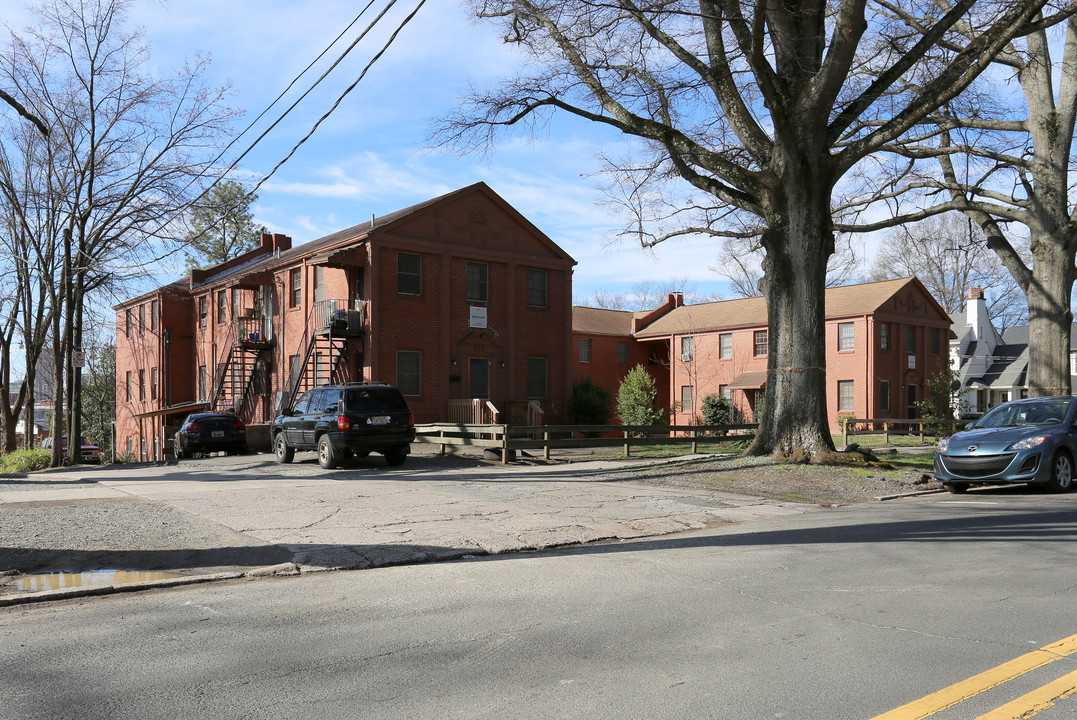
4;485;1077;719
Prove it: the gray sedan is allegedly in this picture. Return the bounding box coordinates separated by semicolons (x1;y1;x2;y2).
934;396;1077;493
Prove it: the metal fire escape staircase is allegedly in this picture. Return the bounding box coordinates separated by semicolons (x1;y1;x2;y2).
285;299;366;406
211;318;271;419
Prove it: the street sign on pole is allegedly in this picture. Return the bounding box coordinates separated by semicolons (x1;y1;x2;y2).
72;350;84;368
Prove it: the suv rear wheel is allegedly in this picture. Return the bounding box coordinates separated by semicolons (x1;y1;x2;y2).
385;448;407;467
274;433;294;464
317;435;337;469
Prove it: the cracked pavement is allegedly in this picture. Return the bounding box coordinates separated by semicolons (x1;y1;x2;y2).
0;449;821;593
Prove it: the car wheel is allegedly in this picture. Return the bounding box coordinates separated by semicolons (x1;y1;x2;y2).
384;449;407;467
317;436;337;469
1047;450;1074;493
943;482;967;494
174;444;184;460
274;433;294;464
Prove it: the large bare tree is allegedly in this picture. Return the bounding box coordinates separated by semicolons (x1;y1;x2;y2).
438;0;1062;461
0;0;238;463
841;13;1077;398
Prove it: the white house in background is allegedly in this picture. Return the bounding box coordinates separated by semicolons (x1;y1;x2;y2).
950;286;1077;415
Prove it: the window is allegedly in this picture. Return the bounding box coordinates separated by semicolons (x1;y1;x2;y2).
527;357;547;398
151;300;158;331
126;436;132;455
138;370;146;402
681;385;693;413
930;328;940;355
397;351;421;396
838;322;855;351
719;333;732;359
617;341;628;365
906;326;916;353
198;297;207;328
754;330;768;357
397;252;421;295
466;261;488;302
151;368;158;401
880;322;889;350
125;309;132;337
290;268;301;308
880;380;891;412
527;269;547;307
139;304;145;334
720;384;731;400
125;371;131;401
579;338;592;362
231;288;239;319
681;336;694;362
217;291;226;323
838;380;854;412
198;365;207;400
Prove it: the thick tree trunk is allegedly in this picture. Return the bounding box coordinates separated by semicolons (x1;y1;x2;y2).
1025;236;1076;397
747;171;837;461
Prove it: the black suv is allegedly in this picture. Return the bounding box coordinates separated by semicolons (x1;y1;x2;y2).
272;383;415;468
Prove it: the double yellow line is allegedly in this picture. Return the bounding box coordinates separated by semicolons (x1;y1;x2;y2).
871;633;1077;719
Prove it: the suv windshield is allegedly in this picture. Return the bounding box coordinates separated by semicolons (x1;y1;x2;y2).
344;387;407;413
976;399;1072;428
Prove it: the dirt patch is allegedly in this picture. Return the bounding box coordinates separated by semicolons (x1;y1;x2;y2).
618;454;941;505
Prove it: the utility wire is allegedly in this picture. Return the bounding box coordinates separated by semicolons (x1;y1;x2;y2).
249;0;428;197
159;0;421;259
211;0;381;169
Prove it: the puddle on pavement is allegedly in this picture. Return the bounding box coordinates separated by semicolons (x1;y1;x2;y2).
6;569;186;592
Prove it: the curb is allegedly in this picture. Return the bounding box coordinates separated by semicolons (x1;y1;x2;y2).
0;562;302;608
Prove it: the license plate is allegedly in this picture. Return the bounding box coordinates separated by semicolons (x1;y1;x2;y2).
212;430;224;438
369;416;389;425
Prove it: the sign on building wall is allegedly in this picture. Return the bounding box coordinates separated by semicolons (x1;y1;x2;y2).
470;306;487;328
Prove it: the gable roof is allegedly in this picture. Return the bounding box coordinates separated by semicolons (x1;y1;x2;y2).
572;306;649;335
125;182;573;301
633;277;935;338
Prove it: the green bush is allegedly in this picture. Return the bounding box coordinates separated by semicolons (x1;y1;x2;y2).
617;364;663;427
701;394;732;426
0;448;52;473
568;377;613;426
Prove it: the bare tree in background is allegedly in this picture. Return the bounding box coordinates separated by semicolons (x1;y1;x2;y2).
713;234;864;299
438;1;1060;461
0;0;238;463
868;214;1027;334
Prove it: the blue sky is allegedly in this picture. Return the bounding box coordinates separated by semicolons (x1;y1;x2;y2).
62;0;737;305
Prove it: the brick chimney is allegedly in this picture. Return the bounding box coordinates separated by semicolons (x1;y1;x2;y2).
260;233;291;253
966;287;989;342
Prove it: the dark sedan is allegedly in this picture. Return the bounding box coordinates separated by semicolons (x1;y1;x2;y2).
174;413;247;458
934;396;1077;493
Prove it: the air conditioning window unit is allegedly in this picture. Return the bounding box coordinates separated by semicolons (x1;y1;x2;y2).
681;353;692;362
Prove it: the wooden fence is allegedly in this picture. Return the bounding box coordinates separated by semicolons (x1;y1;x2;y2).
414;423;757;464
838;418;961;446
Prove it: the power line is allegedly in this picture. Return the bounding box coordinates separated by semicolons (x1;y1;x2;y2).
159;0;425;258
249;0;428;197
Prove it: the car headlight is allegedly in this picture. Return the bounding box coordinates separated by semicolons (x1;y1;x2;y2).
937;437;949;452
1007;435;1049;451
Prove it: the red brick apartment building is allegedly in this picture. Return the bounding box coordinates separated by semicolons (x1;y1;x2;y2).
573;277;952;429
115;183;576;460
